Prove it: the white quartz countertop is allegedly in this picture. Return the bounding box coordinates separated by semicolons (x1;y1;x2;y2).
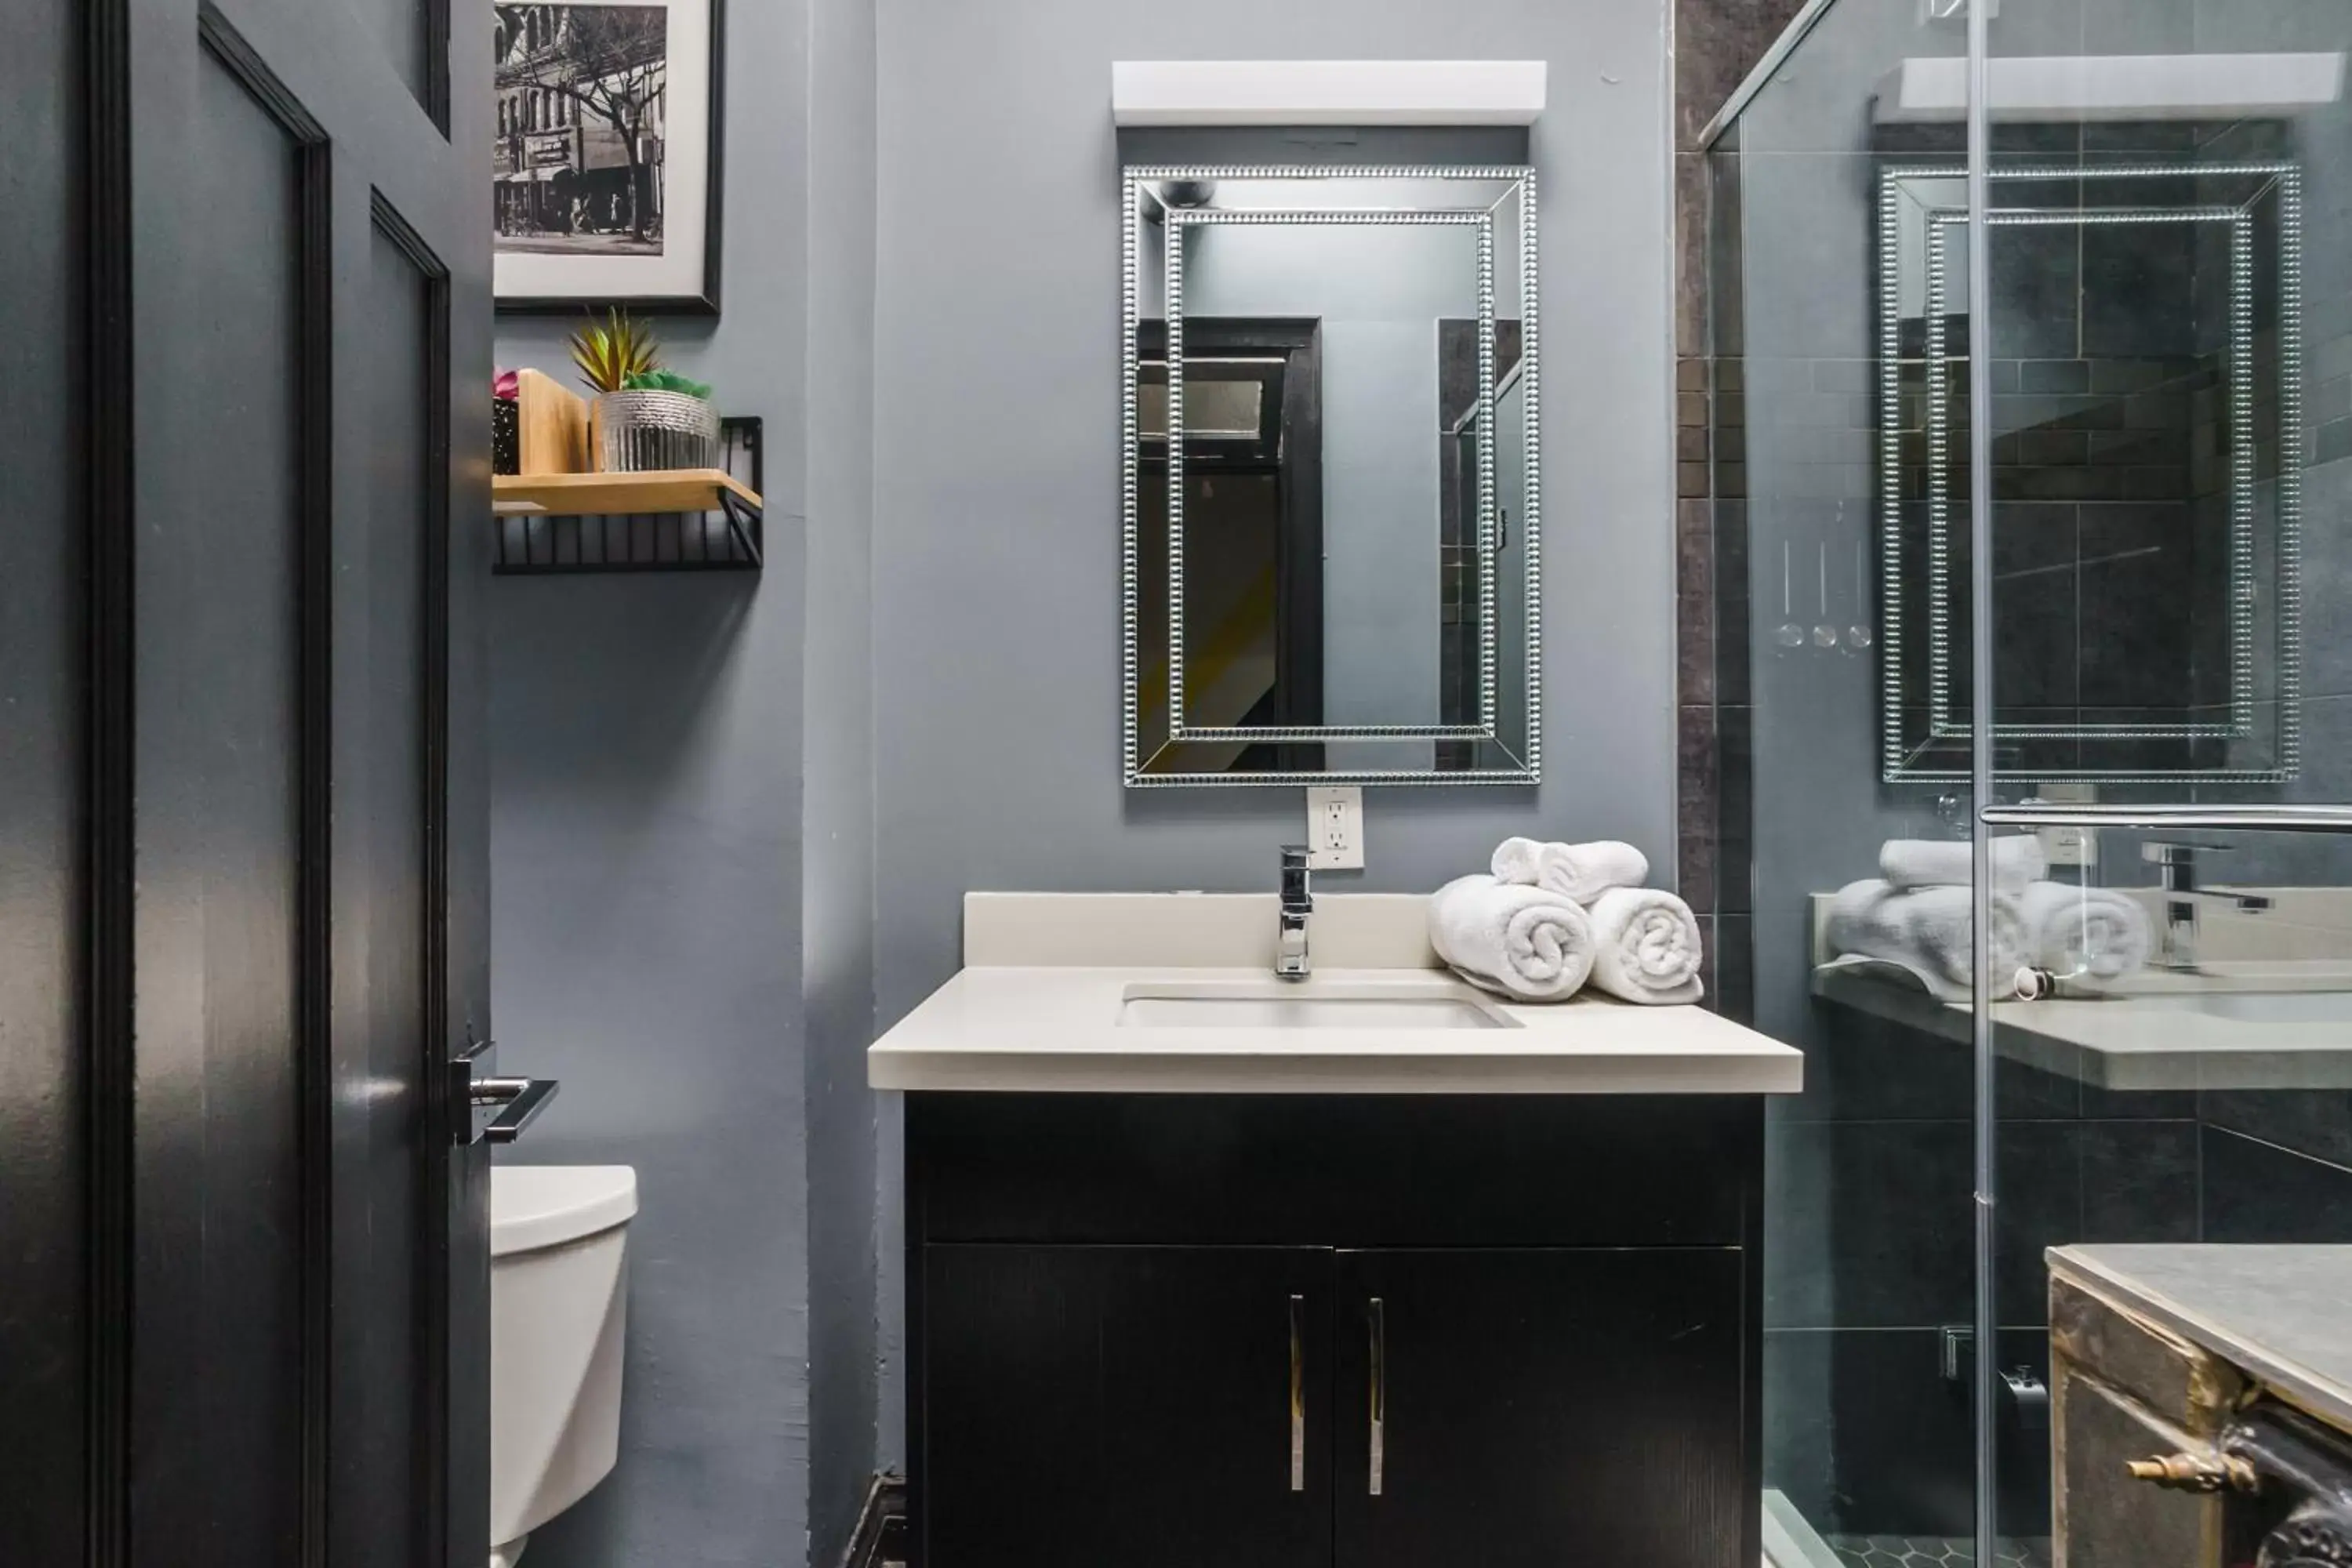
2049;1243;2352;1431
867;964;1805;1095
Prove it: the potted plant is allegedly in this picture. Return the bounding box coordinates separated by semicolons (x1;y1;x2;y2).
568;308;720;473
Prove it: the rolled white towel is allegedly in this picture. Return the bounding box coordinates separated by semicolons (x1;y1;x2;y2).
1880;836;2046;891
2018;881;2152;981
1490;837;1650;905
1825;878;2027;996
1428;873;1595;1002
1584;887;1705;1005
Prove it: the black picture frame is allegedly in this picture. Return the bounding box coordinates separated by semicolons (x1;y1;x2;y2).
492;0;725;316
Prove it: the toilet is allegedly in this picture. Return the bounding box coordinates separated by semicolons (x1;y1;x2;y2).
489;1165;638;1567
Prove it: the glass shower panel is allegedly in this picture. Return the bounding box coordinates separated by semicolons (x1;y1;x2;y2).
1710;5;1986;1567
1980;4;2352;1567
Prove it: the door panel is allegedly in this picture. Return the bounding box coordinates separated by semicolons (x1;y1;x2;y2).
1334;1248;1747;1568
322;212;441;1568
922;1244;1332;1568
130;35;314;1566
0;0;492;1558
0;0;89;1558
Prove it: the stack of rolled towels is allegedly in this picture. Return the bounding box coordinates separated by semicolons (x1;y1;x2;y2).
1824;837;2154;1000
1428;838;1705;1005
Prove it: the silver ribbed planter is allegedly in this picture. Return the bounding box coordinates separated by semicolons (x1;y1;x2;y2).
592;390;721;472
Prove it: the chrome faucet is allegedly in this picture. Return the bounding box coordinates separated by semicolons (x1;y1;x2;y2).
1276;845;1313;980
2143;840;2272;971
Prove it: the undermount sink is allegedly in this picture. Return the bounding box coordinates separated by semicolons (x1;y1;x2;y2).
1117;985;1514;1030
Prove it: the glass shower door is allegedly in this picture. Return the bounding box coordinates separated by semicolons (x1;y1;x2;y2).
1976;4;2352;1566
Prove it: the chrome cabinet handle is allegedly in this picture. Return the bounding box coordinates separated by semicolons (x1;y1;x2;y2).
1288;1294;1306;1492
470;1076;559;1144
1367;1297;1386;1497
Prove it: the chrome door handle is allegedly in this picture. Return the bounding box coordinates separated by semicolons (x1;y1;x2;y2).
1367;1296;1385;1497
1288;1294;1306;1493
470;1075;559;1144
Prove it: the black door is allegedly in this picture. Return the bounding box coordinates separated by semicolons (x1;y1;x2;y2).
921;1244;1333;1568
1332;1248;1748;1568
1;0;492;1563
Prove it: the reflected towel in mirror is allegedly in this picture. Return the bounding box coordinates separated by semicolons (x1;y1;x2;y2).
1880;835;2046;891
1826;878;2027;999
2017;882;2152;981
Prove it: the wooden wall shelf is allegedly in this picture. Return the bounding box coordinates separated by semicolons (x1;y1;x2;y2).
492;468;761;518
491;417;766;574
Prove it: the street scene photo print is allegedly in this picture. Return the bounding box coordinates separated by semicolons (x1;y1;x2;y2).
493;0;718;310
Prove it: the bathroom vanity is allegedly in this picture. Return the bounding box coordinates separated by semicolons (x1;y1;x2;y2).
873;893;1802;1568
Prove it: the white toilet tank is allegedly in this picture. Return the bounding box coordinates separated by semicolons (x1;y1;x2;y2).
490;1165;637;1563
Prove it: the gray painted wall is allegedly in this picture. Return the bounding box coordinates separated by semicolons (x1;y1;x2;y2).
488;0;881;1560
800;0;883;1559
871;0;1682;1461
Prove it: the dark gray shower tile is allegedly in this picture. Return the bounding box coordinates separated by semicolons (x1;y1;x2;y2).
1741;154;1879;361
1766;1119;1974;1329
1991;226;2082;361
2086;429;2178;467
1998;1121;2082;1328
1679;152;1710;354
2202;1127;2352;1243
1766;1327;1976;1539
1715;912;1755;1024
1709;151;1745;357
1785;1000;1973;1124
2081;1120;2201;1247
1719;704;1754;914
1766;1326;2049;1538
2200;1090;2352;1172
2078;503;2194;708
2016;430;2089;467
2082;121;2200;156
1679;702;1719;913
1675;0;1809;150
2020;360;2091;396
2299;474;2352;698
1990;514;2080;709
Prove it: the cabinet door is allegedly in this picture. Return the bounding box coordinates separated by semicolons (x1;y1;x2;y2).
920;1244;1331;1568
1332;1248;1745;1568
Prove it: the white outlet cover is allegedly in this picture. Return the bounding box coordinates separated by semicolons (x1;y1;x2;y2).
1306;786;1364;870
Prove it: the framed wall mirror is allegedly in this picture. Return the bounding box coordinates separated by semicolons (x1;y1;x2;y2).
1876;161;2303;782
1122;165;1541;786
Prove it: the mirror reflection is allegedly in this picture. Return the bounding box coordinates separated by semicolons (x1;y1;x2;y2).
1878;162;2303;781
1123;166;1540;786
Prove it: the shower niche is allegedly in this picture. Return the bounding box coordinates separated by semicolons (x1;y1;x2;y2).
1875;161;2305;783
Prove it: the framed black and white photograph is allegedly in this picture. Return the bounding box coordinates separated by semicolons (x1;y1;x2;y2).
492;0;723;314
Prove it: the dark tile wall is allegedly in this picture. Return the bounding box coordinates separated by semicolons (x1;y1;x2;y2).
1695;0;2352;1548
1675;0;1797;1022
1777;992;2352;1540
1766;994;2205;1537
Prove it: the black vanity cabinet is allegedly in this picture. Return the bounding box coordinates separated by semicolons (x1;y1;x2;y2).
906;1093;1762;1568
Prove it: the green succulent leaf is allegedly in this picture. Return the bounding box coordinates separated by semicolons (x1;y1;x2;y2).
568;307;662;394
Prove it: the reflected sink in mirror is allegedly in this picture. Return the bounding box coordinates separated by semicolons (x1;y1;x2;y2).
1118;985;1515;1030
2099;990;2352;1026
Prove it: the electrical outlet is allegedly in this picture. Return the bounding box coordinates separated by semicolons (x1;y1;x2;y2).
2039;825;2096;869
2034;782;2096;869
1306;786;1363;870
